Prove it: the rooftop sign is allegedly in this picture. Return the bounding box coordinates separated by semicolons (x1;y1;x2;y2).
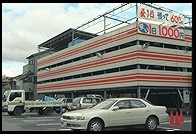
137;21;184;40
138;5;184;27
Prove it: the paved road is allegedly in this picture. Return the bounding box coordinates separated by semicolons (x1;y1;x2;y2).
2;112;192;131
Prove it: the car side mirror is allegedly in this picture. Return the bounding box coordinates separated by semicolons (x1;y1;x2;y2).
112;106;119;111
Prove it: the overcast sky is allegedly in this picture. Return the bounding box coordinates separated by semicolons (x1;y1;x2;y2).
2;3;192;77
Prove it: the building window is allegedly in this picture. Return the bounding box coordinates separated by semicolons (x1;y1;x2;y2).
81;72;92;77
105;46;119;53
105;68;119;73
29;59;33;64
93;70;104;76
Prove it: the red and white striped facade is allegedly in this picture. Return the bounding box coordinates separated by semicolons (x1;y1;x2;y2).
37;21;192;94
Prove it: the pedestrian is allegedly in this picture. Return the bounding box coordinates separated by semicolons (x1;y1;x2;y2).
60;108;66;115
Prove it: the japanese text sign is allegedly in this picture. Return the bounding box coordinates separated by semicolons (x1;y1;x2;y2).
138;6;184;26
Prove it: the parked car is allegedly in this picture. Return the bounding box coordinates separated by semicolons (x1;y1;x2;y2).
86;94;104;100
70;96;103;111
60;98;169;131
55;98;73;113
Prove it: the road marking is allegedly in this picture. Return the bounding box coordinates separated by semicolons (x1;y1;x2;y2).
25;116;61;119
166;128;181;131
173;128;181;131
58;128;72;131
183;120;191;123
158;126;180;131
13;116;61;120
23;119;55;122
166;130;175;131
37;123;61;126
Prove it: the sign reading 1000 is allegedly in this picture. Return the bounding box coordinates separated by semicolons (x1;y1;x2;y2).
138;22;184;40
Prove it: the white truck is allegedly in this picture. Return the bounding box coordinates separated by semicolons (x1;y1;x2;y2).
2;90;63;116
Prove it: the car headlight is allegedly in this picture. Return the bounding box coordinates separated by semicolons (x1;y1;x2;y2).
71;116;85;120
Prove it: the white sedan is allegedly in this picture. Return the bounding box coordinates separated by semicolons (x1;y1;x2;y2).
60;98;169;131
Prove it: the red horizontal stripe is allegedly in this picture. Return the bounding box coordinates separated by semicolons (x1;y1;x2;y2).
38;75;190;89
184;34;192;38
185;37;192;40
38;27;137;66
37;52;137;79
37;51;191;79
137;32;192;43
37;73;191;91
138;52;191;61
38;29;192;67
38;78;191;91
184;36;192;42
38;79;191;91
37;29;134;67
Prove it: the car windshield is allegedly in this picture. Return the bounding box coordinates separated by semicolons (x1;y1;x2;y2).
92;99;117;109
3;90;11;101
72;97;82;104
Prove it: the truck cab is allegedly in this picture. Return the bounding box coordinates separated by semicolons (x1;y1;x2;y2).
3;90;26;116
7;90;24;102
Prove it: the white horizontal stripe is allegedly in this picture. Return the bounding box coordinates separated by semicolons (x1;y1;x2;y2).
158;126;180;130
23;119;55;122
58;128;72;131
36;123;61;126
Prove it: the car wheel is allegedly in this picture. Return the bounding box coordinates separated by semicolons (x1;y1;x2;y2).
13;107;23;116
44;107;53;115
145;116;158;131
87;119;104;131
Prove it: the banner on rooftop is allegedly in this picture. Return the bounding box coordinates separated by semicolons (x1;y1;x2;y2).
137;5;184;27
